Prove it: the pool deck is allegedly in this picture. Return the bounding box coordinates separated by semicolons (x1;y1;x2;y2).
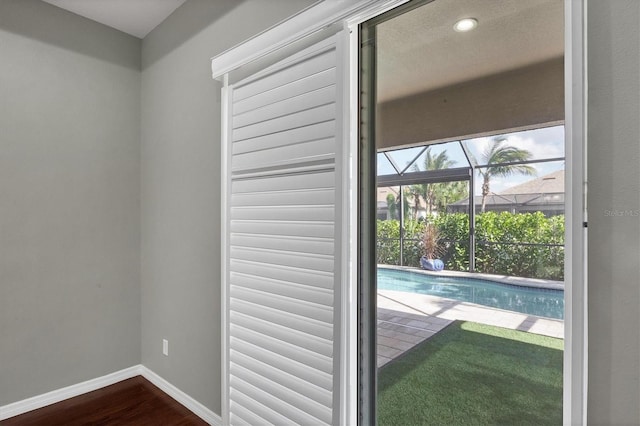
377;289;564;368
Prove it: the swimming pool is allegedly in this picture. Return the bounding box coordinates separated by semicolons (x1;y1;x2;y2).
378;267;564;320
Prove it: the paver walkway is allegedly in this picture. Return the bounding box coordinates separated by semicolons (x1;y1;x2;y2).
377;290;564;368
377;307;452;367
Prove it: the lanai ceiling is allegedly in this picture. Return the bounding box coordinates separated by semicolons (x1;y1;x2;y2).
377;0;564;102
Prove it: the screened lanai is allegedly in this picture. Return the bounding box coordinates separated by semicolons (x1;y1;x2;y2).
376;125;566;281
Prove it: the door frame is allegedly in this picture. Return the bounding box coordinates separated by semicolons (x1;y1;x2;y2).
563;0;588;423
211;0;587;423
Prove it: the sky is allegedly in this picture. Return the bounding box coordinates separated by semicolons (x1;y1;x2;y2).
377;124;565;194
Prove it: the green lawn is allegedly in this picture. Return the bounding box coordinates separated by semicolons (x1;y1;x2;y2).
378;321;563;426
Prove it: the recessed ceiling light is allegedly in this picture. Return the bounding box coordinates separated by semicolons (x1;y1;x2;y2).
453;18;478;32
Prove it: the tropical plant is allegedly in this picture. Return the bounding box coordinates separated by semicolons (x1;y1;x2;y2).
398;190;410;219
422;223;444;260
473;138;536;212
386;193;397;220
383;189;409;221
405;185;423;220
412;148;462;215
433;181;468;213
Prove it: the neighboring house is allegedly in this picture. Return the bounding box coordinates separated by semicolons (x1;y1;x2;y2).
376;187;427;220
448;170;565;216
376;186;397;220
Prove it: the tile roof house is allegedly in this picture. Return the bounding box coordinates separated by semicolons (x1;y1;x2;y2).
449;170;565;216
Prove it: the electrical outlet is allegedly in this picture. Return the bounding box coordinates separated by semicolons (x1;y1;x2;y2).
163;339;169;356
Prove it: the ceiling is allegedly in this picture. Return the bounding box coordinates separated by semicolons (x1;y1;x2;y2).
41;0;187;38
39;0;562;90
377;0;564;102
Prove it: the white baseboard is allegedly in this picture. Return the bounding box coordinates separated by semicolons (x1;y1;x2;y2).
0;365;222;426
140;366;221;426
0;365;142;421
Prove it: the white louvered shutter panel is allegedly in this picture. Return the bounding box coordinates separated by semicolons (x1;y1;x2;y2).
224;35;343;426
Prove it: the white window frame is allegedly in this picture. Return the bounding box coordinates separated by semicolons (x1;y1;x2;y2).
212;0;587;424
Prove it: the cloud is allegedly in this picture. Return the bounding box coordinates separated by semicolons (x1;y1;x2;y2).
465;125;565;164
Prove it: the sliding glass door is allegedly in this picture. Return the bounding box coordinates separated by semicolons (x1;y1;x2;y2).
359;0;567;424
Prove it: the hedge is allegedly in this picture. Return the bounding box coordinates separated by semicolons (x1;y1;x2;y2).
377;212;565;280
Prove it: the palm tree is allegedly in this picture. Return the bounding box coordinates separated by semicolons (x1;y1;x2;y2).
405;185;422;220
413;148;456;215
474;137;536;212
436;180;468;212
386;193;397;220
385;190;410;220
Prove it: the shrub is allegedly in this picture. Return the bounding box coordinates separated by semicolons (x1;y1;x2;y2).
377;212;565;280
377;220;401;265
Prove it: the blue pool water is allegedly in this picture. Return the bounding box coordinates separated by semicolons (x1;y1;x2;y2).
378;268;564;320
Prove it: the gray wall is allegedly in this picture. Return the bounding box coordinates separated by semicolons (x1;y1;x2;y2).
140;0;316;414
0;0;141;406
377;58;564;150
588;0;640;424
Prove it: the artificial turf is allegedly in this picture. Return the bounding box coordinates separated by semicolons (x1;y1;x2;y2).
377;321;563;426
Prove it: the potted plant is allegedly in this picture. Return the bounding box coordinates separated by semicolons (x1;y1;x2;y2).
420;223;445;271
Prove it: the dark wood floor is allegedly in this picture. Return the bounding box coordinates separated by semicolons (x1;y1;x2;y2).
1;376;208;426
